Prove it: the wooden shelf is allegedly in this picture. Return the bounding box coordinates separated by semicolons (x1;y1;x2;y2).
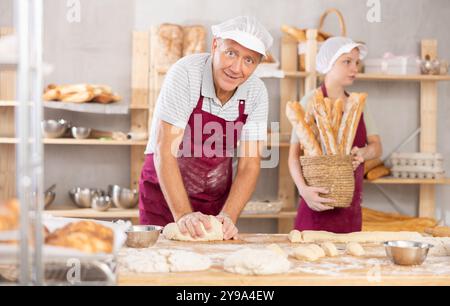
45;207;140;219
43;138;147;146
0;138;147;146
365;177;450;185
283;71;309;78
44;207;297;220
0;100;17;107
0;137;17;144
356;73;450;82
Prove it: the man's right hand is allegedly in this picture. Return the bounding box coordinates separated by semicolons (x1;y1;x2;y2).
299;186;336;212
176;212;212;239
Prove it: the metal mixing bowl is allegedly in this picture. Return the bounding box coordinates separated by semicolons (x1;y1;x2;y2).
44;191;56;209
92;195;112;212
71;127;92;139
41;119;70;138
125;225;163;248
108;185;139;209
69;187;104;208
384;241;433;266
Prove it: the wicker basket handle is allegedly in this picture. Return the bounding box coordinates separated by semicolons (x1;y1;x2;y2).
318;8;347;37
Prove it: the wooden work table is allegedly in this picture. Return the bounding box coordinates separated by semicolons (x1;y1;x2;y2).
118;234;450;286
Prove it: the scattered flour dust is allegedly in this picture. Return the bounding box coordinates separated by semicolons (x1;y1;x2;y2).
119;248;211;273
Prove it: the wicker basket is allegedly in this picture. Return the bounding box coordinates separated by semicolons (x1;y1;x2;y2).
299;8;347;71
300;155;354;208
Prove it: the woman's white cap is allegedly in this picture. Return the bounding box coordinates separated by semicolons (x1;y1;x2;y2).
211;16;273;57
316;37;368;74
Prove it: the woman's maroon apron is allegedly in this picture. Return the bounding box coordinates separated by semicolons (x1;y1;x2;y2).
294;84;367;233
139;94;248;226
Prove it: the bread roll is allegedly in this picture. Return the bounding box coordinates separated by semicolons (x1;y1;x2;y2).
286;101;322;156
366;165;390;181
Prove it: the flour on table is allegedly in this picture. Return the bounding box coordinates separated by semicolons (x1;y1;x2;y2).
119;248;211;273
224;248;291;275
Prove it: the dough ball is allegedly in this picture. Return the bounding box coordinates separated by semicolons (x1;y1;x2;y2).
346;242;365;256
224;248;291;275
293;245;319;261
266;244;288;258
288;230;303;243
307;244;325;258
320;242;339;257
162;215;224;241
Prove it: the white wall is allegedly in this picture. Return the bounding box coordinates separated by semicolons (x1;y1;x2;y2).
2;0;449;231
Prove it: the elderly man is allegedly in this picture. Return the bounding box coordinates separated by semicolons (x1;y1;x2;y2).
139;16;273;240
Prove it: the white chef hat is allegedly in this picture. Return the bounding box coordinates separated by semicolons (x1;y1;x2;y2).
211;16;273;57
316;37;368;74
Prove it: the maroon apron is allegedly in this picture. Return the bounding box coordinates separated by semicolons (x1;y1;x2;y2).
139;94;248;226
294;84;367;233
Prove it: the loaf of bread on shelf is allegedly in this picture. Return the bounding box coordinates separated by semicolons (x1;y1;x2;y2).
366;165;390;181
364;158;383;175
182;25;206;56
286;101;322;156
425;226;450;237
45;221;114;254
281;25;306;42
0;199;20;232
156;23;183;71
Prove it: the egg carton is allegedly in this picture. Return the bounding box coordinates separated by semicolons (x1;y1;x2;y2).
389;152;445;179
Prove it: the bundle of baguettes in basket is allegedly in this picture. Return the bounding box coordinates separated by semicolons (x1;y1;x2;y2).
43;84;121;104
286;90;367;156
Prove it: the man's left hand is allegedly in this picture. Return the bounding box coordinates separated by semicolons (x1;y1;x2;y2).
216;212;238;240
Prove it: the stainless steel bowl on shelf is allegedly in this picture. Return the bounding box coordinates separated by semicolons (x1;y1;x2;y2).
384;241;433;266
125;225;163;248
92;195;112;212
41;119;70;138
69;187;104;208
44;191;56;209
108;185;139;209
71;127;92;140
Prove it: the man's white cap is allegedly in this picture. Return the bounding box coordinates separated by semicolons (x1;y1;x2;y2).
211;16;273;57
316;37;368;74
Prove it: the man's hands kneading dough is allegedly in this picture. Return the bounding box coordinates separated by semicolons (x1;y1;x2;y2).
176;211;238;240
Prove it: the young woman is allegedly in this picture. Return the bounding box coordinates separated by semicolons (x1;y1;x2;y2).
289;37;383;233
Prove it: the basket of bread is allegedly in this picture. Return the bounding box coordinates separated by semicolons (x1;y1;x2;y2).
286;90;367;208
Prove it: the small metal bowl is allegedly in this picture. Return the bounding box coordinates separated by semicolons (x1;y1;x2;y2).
44;191;56;209
41;119;70;138
125;225;163;248
108;185;139;209
71;127;92;140
384;241;434;266
92;195;112;212
69;187;104;208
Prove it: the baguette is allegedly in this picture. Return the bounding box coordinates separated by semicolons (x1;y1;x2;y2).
313;91;338;155
337;98;359;155
286;102;322;156
331;98;343;140
345;93;367;154
366;165;390;181
58;84;92;96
